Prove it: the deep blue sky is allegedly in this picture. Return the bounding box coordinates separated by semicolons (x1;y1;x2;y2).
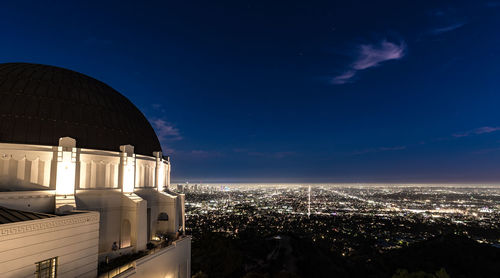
2;1;500;182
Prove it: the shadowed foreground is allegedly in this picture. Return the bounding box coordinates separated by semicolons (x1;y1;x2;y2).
192;234;500;278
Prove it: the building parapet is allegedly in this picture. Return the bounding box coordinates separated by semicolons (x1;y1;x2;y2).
0;210;99;239
98;236;191;278
0;139;171;192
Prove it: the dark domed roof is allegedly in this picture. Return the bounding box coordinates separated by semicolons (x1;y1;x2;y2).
0;63;162;156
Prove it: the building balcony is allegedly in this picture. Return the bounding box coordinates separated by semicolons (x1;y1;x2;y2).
98;235;191;278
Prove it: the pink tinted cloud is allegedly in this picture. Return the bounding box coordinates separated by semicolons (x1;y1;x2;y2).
150;118;182;154
151;119;182;141
234;149;296;159
352;40;406;70
332;40;406;84
188;150;222;158
471;147;500;154
453;126;500;138
430;22;465;35
331;70;356;84
352;145;407;155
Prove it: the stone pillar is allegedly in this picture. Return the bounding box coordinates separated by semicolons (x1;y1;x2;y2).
153;151;163;191
164;156;171;190
119;145;136;193
55;137;77;213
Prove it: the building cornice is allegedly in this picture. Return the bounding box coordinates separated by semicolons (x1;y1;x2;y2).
0;211;99;238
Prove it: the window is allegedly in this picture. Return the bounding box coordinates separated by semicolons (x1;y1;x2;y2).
35;257;57;278
157;212;169;221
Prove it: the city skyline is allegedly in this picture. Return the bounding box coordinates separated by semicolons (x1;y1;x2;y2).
1;1;500;181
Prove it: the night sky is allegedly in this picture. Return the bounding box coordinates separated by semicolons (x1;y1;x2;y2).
1;1;500;182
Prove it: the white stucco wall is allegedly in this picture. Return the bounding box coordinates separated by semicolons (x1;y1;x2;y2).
0;142;170;192
78;149;121;189
76;190;149;255
0;142;188;277
135;189;180;237
0;143;55;191
0;190;55;213
75;190;125;254
122;193;148;251
113;237;192;278
135;237;191;278
0;211;100;278
135;155;156;189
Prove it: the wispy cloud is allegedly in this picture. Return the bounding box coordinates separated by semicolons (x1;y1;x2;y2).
151;119;182;141
249;151;296;159
352;41;406;70
162;147;176;155
332;40;406;85
471;147;500;154
150;118;182;154
430;22;466;35
152;103;167;113
332;70;356;85
234;149;296;159
452;126;500;138
167;149;224;159
187;150;223;158
351;145;407;155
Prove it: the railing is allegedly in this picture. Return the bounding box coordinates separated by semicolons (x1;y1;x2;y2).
98;261;135;278
97;236;188;278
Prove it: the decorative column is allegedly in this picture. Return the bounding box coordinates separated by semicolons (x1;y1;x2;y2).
119;145;147;251
119;145;136;193
55;137;77;213
153;151;163;191
165;156;171;190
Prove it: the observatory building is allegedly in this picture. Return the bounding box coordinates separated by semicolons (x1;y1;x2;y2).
0;63;190;277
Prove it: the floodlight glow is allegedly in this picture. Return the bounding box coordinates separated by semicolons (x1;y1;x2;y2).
123;162;135;193
56;150;76;195
157;162;165;191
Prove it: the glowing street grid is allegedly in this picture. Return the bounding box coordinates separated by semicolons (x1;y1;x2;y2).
183;184;500;255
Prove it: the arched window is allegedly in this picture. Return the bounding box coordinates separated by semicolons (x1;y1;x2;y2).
157;212;169;221
121;219;131;248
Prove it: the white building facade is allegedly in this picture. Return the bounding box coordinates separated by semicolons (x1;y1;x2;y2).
0;208;100;277
0;63;190;278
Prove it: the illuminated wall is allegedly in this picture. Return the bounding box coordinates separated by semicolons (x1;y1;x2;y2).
132;236;191;278
0;138;183;271
136;155;156;188
0;143;54;190
78;150;120;189
55;146;77;195
0;211;100;278
0;140;171;193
